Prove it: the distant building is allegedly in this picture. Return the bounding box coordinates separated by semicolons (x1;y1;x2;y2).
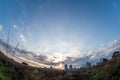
69;65;73;70
64;64;68;70
73;67;76;70
50;66;53;69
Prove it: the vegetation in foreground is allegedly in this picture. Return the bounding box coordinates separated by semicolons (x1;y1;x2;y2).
0;51;120;80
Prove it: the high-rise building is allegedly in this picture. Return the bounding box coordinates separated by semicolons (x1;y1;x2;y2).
69;65;72;70
64;64;68;70
50;66;53;69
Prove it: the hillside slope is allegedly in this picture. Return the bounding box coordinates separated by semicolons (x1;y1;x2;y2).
0;51;120;80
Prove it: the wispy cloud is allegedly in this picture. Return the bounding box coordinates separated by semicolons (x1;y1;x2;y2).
19;33;27;42
113;1;117;8
13;24;18;29
44;48;49;53
0;24;2;32
27;31;32;39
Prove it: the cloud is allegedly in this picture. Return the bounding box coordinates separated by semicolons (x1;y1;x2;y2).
13;24;18;29
19;33;27;42
22;39;120;68
63;39;120;67
113;1;117;8
0;24;2;32
44;48;49;52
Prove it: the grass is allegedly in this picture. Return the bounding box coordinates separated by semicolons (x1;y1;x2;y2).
0;58;11;80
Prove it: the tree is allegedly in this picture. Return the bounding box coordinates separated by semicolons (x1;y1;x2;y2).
22;62;28;65
112;51;120;58
86;62;91;68
100;58;108;63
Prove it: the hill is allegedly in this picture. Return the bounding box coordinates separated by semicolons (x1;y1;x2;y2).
0;51;120;80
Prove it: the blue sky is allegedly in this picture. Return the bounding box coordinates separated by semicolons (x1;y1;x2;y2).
0;0;120;56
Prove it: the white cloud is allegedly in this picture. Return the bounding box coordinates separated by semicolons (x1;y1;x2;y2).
19;33;27;42
13;24;18;29
44;48;49;52
0;24;2;32
64;39;120;67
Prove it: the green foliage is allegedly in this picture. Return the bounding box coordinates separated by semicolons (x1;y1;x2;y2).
0;58;11;80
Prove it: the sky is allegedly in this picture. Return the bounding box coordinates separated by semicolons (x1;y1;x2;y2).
0;0;120;57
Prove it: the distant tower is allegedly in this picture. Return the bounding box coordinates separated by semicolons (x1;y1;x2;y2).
69;65;73;70
6;28;11;52
64;64;68;70
13;42;19;56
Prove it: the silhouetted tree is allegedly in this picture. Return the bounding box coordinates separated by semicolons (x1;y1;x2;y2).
112;51;120;58
86;62;91;68
100;58;108;63
22;62;28;65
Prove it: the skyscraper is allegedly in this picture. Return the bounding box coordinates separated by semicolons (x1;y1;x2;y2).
64;64;68;70
69;65;73;70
